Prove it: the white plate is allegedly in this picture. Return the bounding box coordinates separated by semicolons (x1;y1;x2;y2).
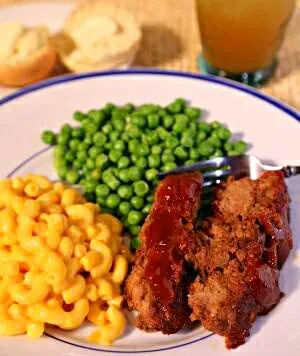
0;2;132;99
0;70;299;356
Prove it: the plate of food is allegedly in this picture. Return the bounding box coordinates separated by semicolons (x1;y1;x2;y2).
0;69;299;356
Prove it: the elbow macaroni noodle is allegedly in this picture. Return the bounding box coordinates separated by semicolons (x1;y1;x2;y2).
0;175;131;344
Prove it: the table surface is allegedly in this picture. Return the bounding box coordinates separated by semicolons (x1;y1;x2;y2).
0;0;299;111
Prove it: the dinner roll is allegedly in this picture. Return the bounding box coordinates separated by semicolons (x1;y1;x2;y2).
0;23;57;87
56;0;141;72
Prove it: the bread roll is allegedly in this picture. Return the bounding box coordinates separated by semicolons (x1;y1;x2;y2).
56;0;141;72
0;23;57;87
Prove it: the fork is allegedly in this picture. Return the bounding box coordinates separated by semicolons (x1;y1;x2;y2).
158;155;300;188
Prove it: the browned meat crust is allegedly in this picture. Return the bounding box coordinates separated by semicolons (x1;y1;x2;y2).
125;173;203;334
188;171;292;348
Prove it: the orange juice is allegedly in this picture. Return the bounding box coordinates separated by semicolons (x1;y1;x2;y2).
196;0;295;74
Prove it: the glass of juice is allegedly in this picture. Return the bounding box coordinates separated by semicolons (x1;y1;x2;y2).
196;0;296;87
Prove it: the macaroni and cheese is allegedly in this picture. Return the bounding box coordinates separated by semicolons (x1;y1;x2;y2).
0;174;130;345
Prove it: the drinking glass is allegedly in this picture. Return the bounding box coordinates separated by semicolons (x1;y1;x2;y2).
196;0;296;87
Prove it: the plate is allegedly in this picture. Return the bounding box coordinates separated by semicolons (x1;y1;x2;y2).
0;69;299;356
0;1;132;99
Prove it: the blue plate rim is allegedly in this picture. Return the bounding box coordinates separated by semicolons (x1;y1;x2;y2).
0;69;299;122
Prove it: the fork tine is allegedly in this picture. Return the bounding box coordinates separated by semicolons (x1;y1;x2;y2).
157;157;230;178
202;169;231;180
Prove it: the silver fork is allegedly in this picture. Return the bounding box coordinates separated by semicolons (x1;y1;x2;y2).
158;155;300;188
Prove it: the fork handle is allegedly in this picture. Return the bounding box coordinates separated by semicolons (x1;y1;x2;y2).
282;165;300;178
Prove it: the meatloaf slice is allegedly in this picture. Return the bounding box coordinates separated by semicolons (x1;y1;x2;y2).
188;171;292;349
125;173;202;334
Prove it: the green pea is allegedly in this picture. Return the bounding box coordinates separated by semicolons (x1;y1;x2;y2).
66;170;80;184
109;150;123;163
180;135;194;148
102;124;113;134
123;103;135;113
113;120;126;132
127;210;143;225
68;139;80;151
131;114;147;128
118;156;130;169
78;142;90;151
162;152;175;164
162;162;177;172
127;125;141;139
148;155;161;168
147;131;160;145
136;144;150;157
145;168;158;181
133;181;149;197
129;225;141;236
138;104;159;116
167;101;182;114
156;127;170;141
77;150;88;162
102;169;114;184
84;134;94;145
197;122;211;133
114;140;126;151
173;122;186;134
117;185;133;200
95;184;110;198
107;176;120;190
88;146;101;158
198;141;214;157
71;127;85;139
232;140;247;154
91;169;101;180
128;139;140;153
174;146;188;160
185;159;196;166
185;107;201;119
104;142;112;150
93;132;107;147
206;135;222;148
84;122;98;134
57;133;69;145
103;103;116;114
85;158;95;170
106;194;121;209
118;201;131;216
73;111;85;122
119;169;131;183
142;204;152;215
58;166;68;179
65;151;75;162
54;145;66;157
147;114;160;129
84;179;98;193
136;157;148;169
216;127;231;140
73;159;83;170
210;121;222;130
151;145;162;155
165;137;179;149
109;131;120;142
95;154;108;169
211;149;223;158
189;148;200;160
41;130;56;145
96;196;107;207
162;115;174;129
196;131;207;143
131;237;141;249
131;196;144;209
128;167;143;181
